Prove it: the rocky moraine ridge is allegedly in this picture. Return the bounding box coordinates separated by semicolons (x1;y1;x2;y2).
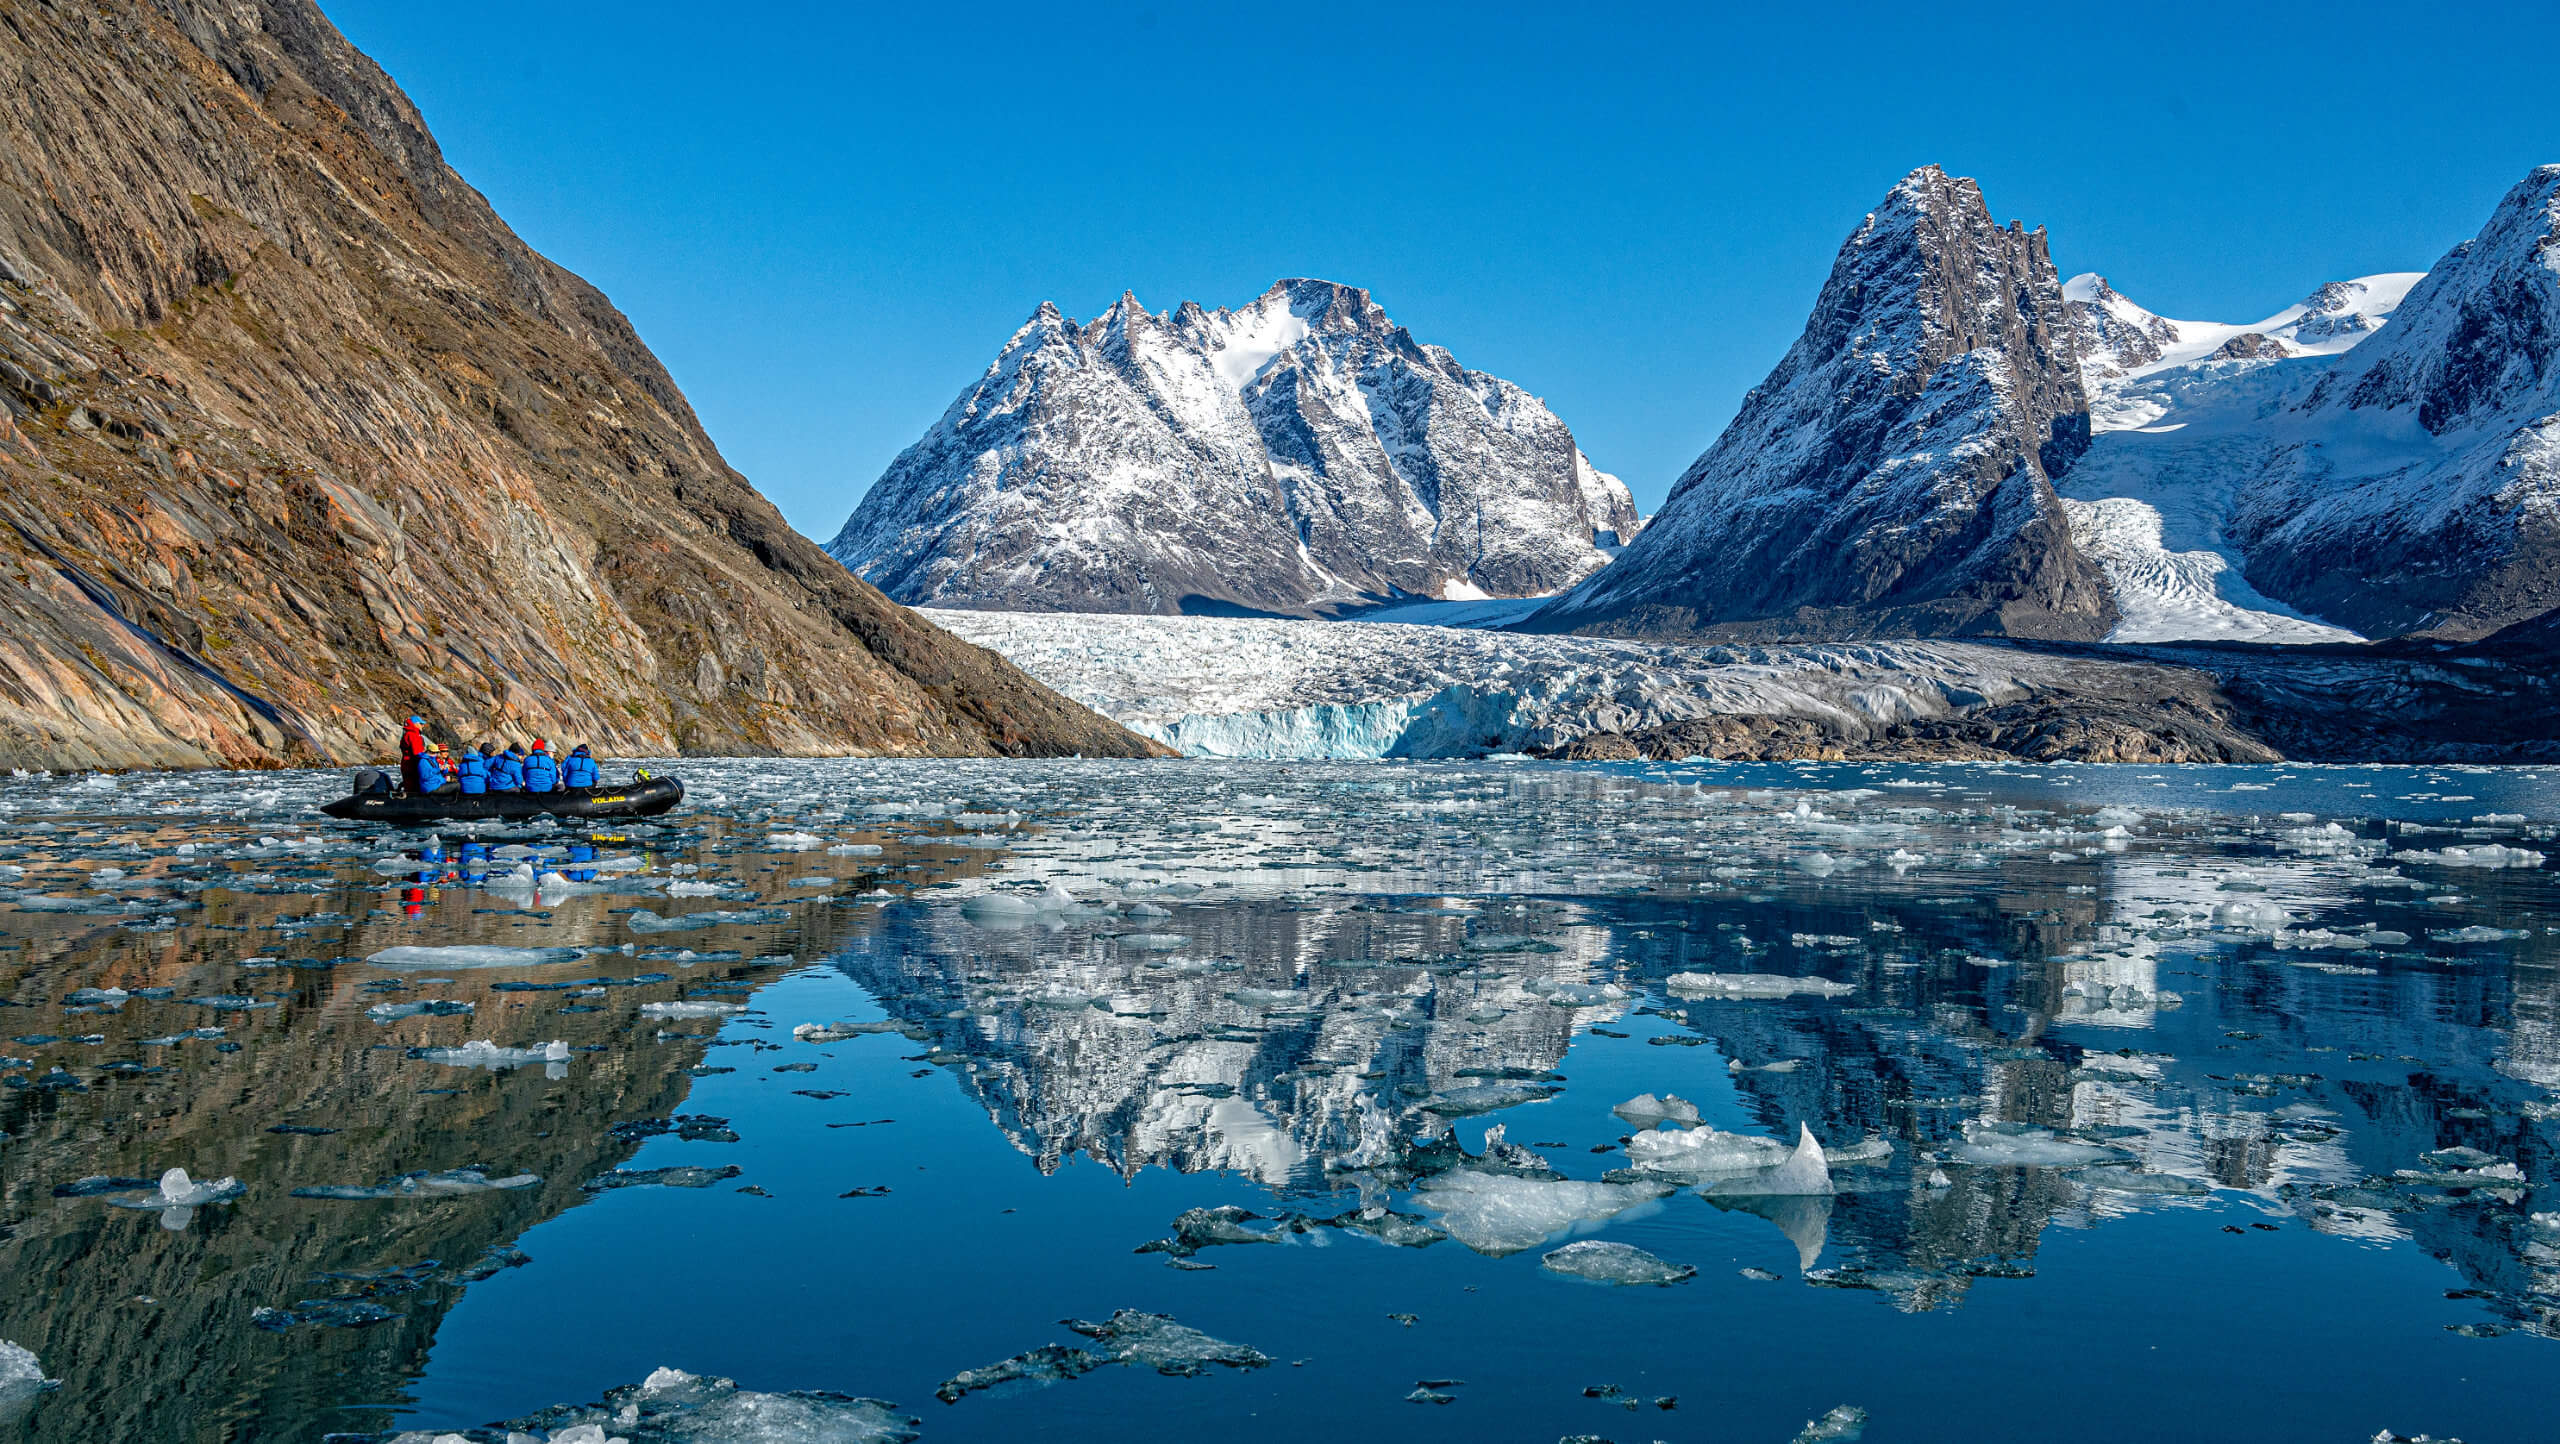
0;0;1159;770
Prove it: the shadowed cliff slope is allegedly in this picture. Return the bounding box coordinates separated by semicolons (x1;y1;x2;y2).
0;0;1160;768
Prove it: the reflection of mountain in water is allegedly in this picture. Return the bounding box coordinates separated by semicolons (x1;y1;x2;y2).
0;822;857;1443
828;838;2559;1332
829;899;1619;1185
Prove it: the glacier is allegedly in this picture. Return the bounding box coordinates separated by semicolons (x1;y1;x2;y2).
924;608;2112;760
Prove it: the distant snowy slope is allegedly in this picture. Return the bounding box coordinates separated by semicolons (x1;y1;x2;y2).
828;280;1641;616
2062;163;2560;642
924;608;2108;760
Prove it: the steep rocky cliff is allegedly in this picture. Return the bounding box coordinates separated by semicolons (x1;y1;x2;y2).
1536;165;2115;641
830;279;1642;616
0;0;1158;769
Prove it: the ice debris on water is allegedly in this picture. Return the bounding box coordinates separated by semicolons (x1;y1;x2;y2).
389;1365;922;1444
1793;1404;1869;1442
1540;1239;1695;1286
1665;972;1857;1000
793;1021;898;1042
583;1165;743;1192
292;1167;537;1200
1947;1123;2136;1168
367;1000;475;1023
406;1040;570;1071
638;1000;746;1019
1624;1123;1836;1196
1416;1170;1675;1257
936;1310;1271;1403
368;945;584;970
100;1167;243;1230
0;1339;56;1425
1612;1093;1701;1128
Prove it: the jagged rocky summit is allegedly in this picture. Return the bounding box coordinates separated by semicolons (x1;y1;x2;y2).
828;279;1642;616
1534;165;2116;642
2059;163;2560;642
0;0;1158;770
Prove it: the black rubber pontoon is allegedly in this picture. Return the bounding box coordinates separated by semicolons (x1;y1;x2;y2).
320;775;684;823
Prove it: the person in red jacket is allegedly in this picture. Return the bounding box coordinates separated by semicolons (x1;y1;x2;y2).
397;716;428;792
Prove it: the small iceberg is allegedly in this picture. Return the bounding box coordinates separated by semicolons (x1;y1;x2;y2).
1540;1239;1696;1286
367;945;583;970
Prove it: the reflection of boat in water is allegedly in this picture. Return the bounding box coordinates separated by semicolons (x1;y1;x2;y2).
320;775;684;823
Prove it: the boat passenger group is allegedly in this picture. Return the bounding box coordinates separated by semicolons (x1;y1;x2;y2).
376;716;602;795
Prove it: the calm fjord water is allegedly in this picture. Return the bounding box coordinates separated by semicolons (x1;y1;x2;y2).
0;758;2553;1443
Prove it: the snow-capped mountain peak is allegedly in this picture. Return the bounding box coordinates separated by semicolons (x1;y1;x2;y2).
2066;269;2424;398
830;278;1640;615
1536;164;2114;641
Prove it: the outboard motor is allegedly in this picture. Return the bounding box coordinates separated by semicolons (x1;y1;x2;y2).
350;767;385;797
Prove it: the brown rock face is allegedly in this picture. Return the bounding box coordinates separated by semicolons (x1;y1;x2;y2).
0;0;1162;769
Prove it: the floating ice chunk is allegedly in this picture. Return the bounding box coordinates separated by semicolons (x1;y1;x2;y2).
1625;1125;1791;1177
937;1309;1270;1403
1793;1404;1869;1443
768;831;824;849
0;1339;54;1425
1948;1123;2135;1168
100;1166;244;1230
292;1168;538;1200
827;843;885;856
2391;845;2545;868
583;1165;743;1192
1422;1080;1561;1116
365;1000;475;1023
1114;932;1190;950
1666;972;1855;1000
62;987;129;1008
638;1000;747;1018
794;1021;897;1043
663;880;725;896
407;1039;570;1071
1612;1093;1701;1128
1415;1169;1673;1256
418;1365;920;1444
2430;925;2530;943
184;994;273;1011
1540;1239;1695;1286
368;945;583;970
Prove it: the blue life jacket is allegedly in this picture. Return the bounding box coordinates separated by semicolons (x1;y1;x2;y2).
562;749;599;789
410;752;445;792
524;750;560;792
489;751;527;791
456;750;490;794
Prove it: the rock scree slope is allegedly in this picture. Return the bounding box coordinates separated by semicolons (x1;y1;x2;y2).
0;0;1159;769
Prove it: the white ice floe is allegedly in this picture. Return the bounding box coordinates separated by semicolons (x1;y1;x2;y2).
410;1039;571;1071
367;945;584;969
1948;1124;2135;1168
1414;1169;1673;1257
638;1001;747;1019
1540;1238;1696;1286
0;1339;54;1424
1665;972;1857;1000
2391;845;2546;869
1611;1093;1701;1128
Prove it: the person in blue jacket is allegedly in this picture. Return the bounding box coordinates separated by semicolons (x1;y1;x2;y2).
561;744;599;790
487;744;527;792
410;744;455;794
455;745;491;795
523;738;560;793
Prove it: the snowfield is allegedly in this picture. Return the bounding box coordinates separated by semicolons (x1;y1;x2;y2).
925;609;2101;759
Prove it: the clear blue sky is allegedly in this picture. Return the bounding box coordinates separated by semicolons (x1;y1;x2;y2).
326;0;2558;529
